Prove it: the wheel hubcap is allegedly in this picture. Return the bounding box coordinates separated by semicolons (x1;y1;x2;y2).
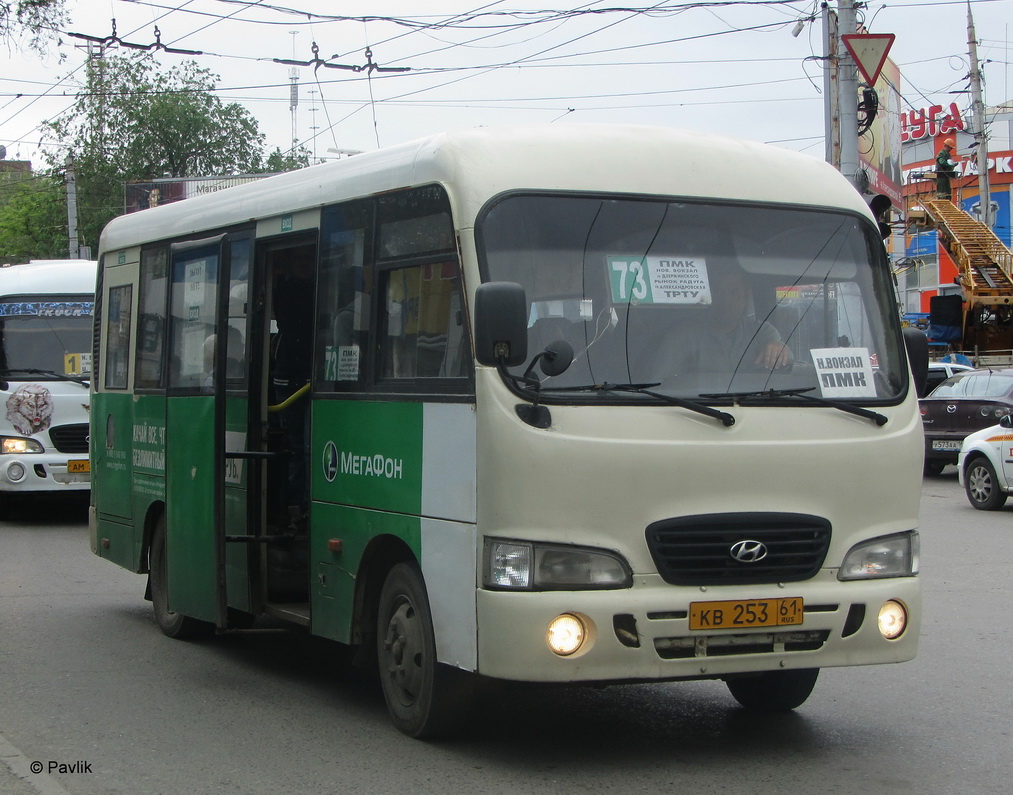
969;466;993;503
383;598;423;705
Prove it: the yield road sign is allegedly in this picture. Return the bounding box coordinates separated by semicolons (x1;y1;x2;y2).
842;33;895;85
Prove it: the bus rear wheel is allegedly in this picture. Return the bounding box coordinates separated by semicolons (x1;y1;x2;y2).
149;514;210;639
377;562;474;738
725;668;819;712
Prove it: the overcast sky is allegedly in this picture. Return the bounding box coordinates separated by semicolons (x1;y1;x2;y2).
1;0;1010;170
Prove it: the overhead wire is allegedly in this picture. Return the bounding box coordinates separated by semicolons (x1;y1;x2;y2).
2;0;1009;164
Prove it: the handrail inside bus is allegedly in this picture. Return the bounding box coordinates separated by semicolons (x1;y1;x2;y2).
268;382;310;413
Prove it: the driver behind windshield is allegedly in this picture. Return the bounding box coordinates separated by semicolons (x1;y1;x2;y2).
657;267;789;378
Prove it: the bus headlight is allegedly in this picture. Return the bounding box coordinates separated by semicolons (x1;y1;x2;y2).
838;531;919;580
1;436;44;454
484;539;632;590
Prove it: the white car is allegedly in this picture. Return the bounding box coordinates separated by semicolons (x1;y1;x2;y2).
958;414;1013;510
924;361;976;395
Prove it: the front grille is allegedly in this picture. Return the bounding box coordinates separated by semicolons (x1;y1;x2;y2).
646;513;831;586
49;423;90;454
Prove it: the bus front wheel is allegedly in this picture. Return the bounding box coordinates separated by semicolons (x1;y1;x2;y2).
376;562;474;738
149;514;210;639
725;668;819;712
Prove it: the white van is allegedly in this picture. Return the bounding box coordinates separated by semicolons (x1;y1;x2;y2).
0;260;96;511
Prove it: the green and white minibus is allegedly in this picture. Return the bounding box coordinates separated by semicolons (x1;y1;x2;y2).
90;124;926;737
0;259;95;513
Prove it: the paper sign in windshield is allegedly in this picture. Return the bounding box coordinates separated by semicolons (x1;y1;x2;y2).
608;256;710;304
811;347;877;398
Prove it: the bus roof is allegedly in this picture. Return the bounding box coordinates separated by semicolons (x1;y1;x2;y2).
99;124;873;254
0;259;97;297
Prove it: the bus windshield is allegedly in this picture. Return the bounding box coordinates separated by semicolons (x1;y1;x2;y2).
479;194;907;402
0;297;94;378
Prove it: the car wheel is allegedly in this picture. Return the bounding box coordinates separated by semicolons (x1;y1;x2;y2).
964;457;1008;511
923;460;946;477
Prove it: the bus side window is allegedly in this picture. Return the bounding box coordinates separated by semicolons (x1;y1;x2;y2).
136;247;168;389
168;247;220;391
316;205;371;390
104;284;133;390
380;261;462;379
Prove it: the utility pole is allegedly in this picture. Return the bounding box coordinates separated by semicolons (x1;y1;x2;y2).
289;31;300;152
823;3;840;168
966;3;994;226
66;155;80;259
290;68;299;150
836;0;861;190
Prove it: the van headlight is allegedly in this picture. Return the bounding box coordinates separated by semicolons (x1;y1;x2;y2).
1;436;44;454
484;539;632;590
838;531;919;580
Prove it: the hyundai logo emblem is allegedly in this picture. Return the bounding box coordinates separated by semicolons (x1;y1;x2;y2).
729;539;768;563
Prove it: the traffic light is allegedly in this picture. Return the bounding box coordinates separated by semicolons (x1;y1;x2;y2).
866;193;892;240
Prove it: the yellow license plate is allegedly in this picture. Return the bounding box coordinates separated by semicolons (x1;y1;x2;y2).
67;460;90;474
689;597;803;630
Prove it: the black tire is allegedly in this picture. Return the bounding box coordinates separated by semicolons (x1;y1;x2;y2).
377;562;474;738
725;668;819;712
923;460;946;477
964;457;1008;511
149;513;211;639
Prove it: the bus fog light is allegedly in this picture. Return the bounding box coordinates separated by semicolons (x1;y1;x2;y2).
6;461;26;482
878;600;907;640
547;613;587;656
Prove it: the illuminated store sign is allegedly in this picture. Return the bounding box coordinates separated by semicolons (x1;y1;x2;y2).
900;103;966;142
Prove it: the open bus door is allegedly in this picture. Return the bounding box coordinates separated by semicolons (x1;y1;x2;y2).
255;237;317;616
163;234;254;630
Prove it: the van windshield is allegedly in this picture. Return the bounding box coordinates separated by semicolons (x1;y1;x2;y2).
0;296;94;378
478;195;907;402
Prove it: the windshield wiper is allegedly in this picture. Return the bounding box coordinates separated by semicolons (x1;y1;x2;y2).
589;382;736;427
699;387;888;426
0;368;90;386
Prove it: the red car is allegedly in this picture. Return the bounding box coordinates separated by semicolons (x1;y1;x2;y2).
919;368;1013;476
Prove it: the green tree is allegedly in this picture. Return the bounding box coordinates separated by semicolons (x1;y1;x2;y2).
43;54;273;249
1;1;66;50
0;174;67;261
264;146;312;172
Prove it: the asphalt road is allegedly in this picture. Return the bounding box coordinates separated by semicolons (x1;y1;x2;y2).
1;475;1010;794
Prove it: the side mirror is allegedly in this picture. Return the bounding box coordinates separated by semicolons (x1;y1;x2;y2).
475;282;528;367
903;326;929;397
538;340;574;377
866;193;893;240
